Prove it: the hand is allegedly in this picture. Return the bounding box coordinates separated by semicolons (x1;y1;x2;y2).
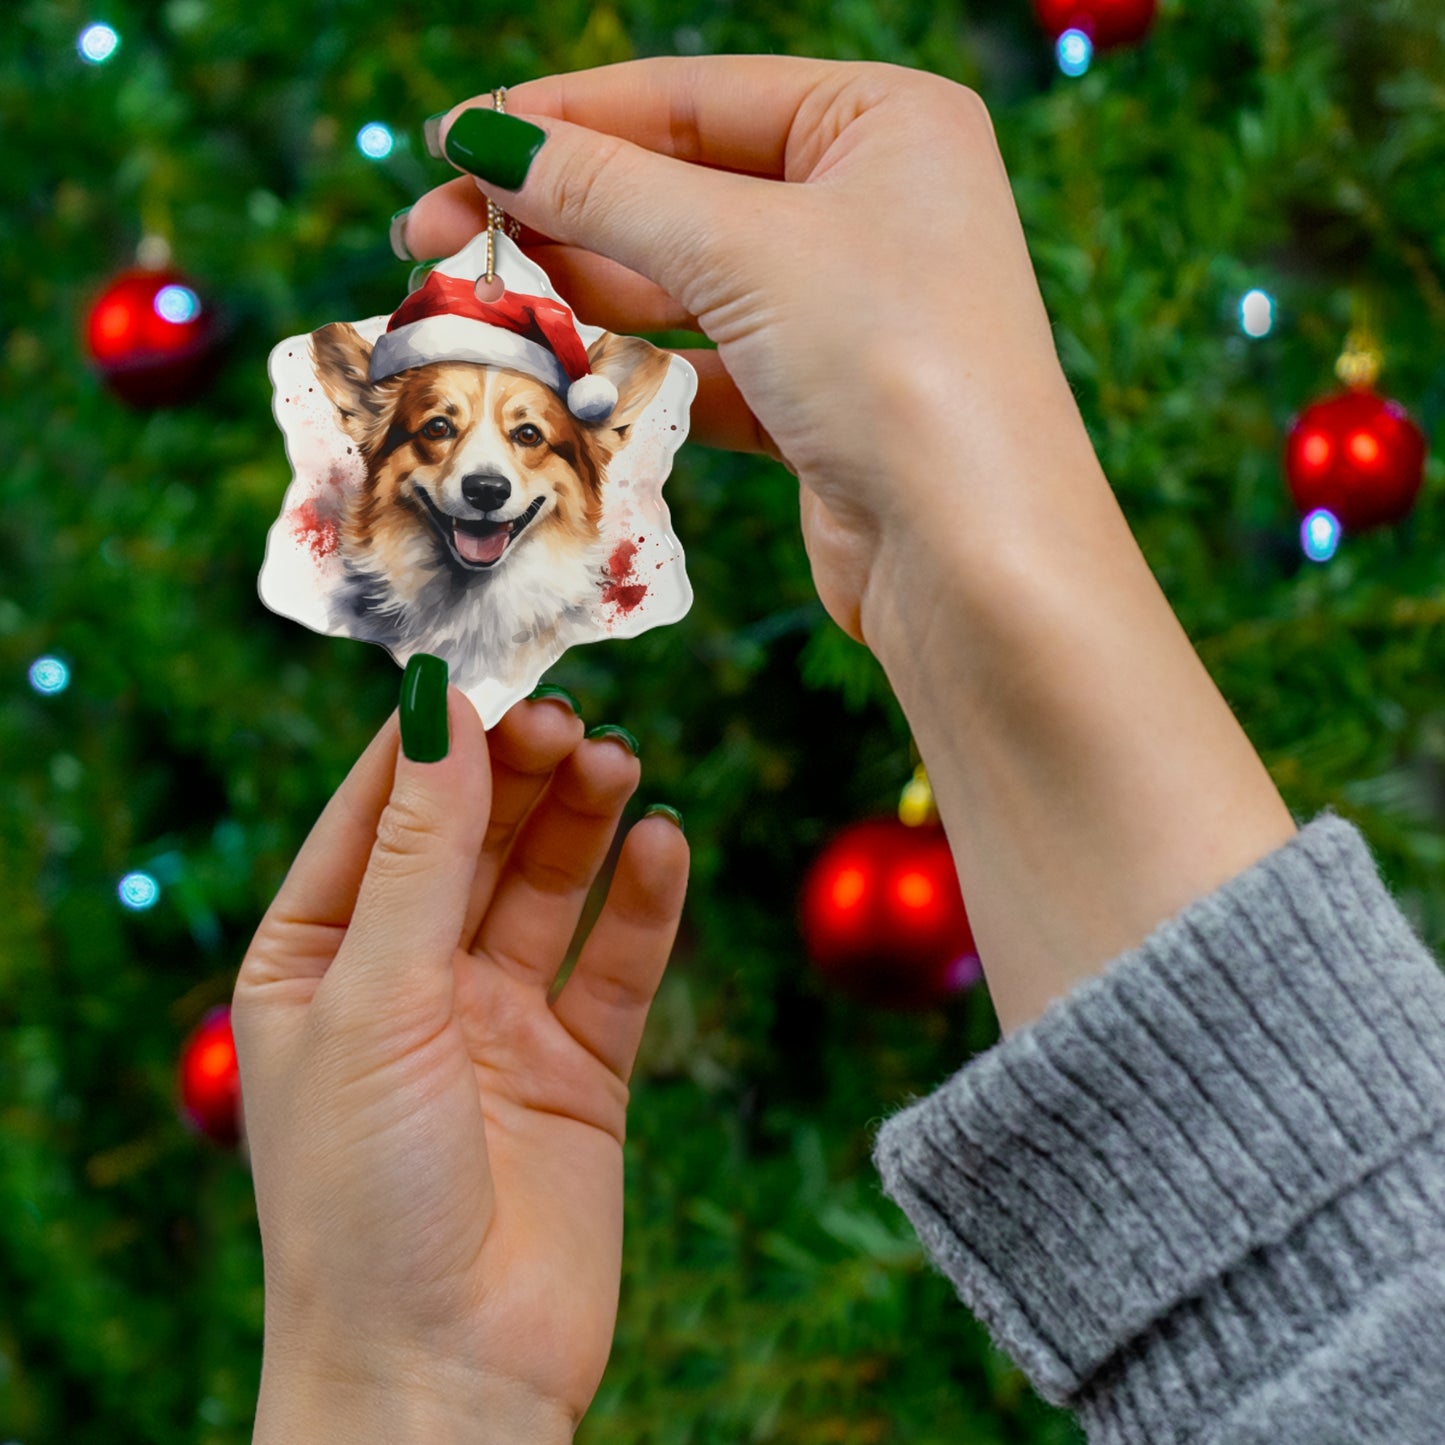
404;60;1295;1038
232;691;688;1442
402;57;1096;645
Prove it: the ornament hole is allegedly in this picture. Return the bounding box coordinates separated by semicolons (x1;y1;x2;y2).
474;274;505;304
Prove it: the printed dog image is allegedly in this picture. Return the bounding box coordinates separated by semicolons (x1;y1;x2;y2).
307;295;671;691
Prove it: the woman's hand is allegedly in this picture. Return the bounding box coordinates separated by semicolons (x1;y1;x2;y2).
404;60;1296;1036
401;57;1097;645
233;689;688;1443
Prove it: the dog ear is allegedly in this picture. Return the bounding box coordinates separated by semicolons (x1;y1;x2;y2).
309;322;400;457
584;332;674;461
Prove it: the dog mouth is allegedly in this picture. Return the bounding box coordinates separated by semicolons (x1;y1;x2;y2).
418;489;546;570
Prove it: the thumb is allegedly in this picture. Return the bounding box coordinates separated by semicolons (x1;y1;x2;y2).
441;105;755;314
326;657;490;1021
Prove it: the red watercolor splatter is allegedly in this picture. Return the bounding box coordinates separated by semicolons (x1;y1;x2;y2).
292;499;339;560
608;539;639;580
602;538;647;612
607;584;647;611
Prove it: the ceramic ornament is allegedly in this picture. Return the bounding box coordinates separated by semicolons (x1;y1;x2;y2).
260;231;696;726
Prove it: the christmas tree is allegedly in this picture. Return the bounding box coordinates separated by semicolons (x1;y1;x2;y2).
3;0;1443;1441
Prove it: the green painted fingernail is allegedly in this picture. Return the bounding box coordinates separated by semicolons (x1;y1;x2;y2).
585;723;639;756
400;654;449;762
388;207;413;262
644;803;684;834
443;107;546;191
528;684;582;716
423;112;447;160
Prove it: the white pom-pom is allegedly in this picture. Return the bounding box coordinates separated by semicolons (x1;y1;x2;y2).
567;372;618;421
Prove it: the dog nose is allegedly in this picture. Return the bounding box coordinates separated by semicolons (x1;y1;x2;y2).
461;473;512;513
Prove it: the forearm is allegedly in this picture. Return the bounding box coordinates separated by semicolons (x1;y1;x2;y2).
860;383;1296;1034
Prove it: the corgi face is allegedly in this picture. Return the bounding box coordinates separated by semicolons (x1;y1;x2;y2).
358;363;604;576
309;320;670;590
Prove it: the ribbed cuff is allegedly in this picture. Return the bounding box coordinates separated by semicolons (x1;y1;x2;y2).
870;813;1445;1426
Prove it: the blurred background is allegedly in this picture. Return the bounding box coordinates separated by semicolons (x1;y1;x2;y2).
3;0;1445;1440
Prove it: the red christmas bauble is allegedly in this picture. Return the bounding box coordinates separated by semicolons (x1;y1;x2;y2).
84;267;222;407
1284;388;1427;533
800;818;981;1011
178;1005;242;1147
1034;0;1157;48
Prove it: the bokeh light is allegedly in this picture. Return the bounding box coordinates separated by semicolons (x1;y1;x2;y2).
830;865;867;911
1240;288;1274;338
1301;508;1341;563
118;871;161;910
78;22;120;64
1057;29;1093;76
28;657;70;695
356;122;395;159
153;284;201;324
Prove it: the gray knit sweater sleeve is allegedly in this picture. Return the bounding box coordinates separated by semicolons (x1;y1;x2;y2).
870;812;1445;1442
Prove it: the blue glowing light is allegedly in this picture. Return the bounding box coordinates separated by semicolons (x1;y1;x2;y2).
118;871;161;910
28;657;70;695
78;22;120;64
154;284;201;324
1057;28;1093;77
1301;508;1341;563
357;122;395;160
1240;288;1275;338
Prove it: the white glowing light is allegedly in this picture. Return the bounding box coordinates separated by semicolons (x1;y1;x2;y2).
1301;508;1341;563
1057;29;1093;77
357;123;395;159
154;284;201;324
78;22;120;64
118;871;161;910
28;657;70;695
1240;289;1275;338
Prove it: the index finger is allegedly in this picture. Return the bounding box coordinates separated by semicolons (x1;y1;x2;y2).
449;54;858;180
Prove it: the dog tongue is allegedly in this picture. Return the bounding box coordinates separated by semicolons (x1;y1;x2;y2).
455;522;509;566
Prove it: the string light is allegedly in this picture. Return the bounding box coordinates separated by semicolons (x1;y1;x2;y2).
28;657;70;695
118;871;161;910
1240;289;1274;338
1057;29;1093;76
1301;508;1341;563
78;22;120;64
153;284;201;324
356;122;395;159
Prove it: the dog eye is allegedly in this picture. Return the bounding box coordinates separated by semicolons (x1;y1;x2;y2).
421;416;456;440
512;424;544;448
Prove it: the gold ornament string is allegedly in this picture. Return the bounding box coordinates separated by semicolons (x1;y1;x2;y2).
483;87;523;287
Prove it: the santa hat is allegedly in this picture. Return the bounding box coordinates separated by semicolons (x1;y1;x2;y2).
368;271;618;421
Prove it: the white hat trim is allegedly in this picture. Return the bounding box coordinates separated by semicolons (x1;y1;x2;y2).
369;316;571;392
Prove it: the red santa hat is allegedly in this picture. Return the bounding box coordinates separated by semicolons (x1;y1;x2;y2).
368;271;619;421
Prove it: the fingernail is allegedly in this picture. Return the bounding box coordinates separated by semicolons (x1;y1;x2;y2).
644;803;684;834
443;107;546;191
423;111;447;160
389;207;413;262
585;723;639;756
400;654;449;762
527;684;582;716
407;261;439;293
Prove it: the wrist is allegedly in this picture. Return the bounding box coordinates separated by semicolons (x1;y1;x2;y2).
253;1346;575;1445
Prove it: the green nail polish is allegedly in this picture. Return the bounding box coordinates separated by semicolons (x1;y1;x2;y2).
644;803;684;834
423;112;447;160
389;207;413;262
443;107;546;191
585;723;639;756
400;654;449;762
527;684;582;716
